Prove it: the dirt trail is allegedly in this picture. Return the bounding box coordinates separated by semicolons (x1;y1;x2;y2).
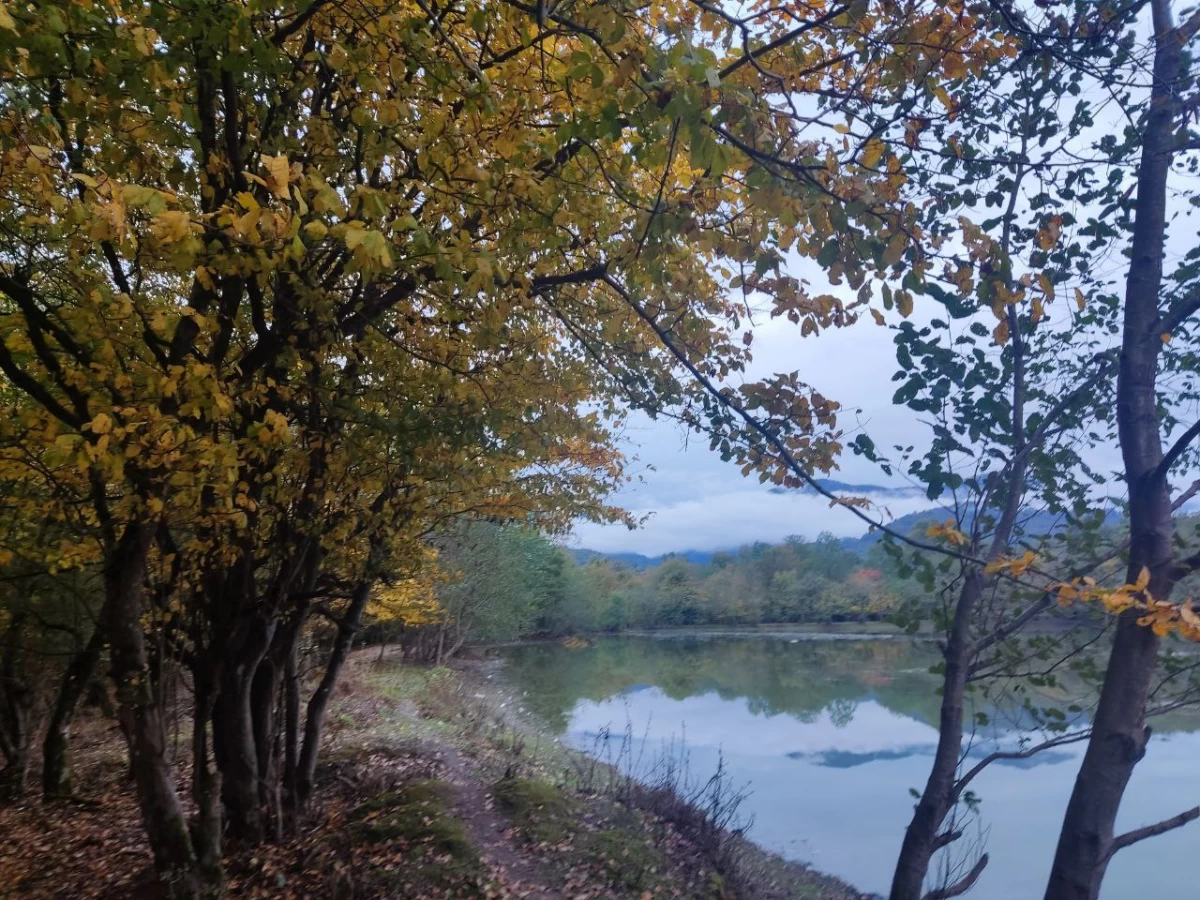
431;743;564;900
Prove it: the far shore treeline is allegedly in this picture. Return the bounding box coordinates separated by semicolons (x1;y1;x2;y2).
375;519;1121;659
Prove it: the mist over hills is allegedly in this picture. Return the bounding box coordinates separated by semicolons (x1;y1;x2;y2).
570;478;1122;569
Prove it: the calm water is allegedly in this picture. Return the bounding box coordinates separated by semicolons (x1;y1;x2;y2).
497;634;1200;900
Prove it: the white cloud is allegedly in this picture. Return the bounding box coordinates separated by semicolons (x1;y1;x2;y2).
573;482;936;555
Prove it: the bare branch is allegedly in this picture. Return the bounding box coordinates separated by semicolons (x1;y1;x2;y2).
954;730;1092;796
922;853;989;900
931;828;963;851
1172;476;1200;510
1157;283;1200;336
1106;806;1200;860
1151;418;1200;483
271;0;331;45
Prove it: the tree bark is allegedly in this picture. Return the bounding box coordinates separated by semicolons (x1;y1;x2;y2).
889;572;983;900
0;610;32;799
190;665;222;891
213;613;274;845
892;301;1031;899
282;636;301;820
43;615;107;799
295;581;370;806
1043;4;1188;897
106;523;210;899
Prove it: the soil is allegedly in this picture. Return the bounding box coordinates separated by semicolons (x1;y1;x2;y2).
0;648;872;900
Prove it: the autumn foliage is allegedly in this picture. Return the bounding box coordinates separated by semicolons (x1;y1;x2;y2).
0;0;1099;896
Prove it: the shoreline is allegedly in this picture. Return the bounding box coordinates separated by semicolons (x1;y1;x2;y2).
478;620;929;650
449;653;879;900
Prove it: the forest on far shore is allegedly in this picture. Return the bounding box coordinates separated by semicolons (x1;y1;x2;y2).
381;521;1004;658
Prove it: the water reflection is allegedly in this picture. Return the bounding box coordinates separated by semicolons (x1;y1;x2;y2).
498;635;1200;900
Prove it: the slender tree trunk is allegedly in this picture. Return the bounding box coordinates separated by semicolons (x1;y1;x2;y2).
213;616;273;845
0;611;32;799
106;523;209;899
1044;5;1185;897
249;654;281;841
282;638;301;821
43;617;107;799
190;666;222;891
892;300;1031;900
889;572;981;900
295;581;370;806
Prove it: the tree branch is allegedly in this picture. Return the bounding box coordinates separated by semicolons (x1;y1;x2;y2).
1106;806;1200;860
922;854;989;900
954;730;1092;796
1156;283;1200;336
1150;418;1200;483
1172;476;1200;510
271;0;331;45
931;828;963;852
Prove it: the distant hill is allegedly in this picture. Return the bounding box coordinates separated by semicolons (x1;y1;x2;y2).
567;548;713;569
571;503;1124;569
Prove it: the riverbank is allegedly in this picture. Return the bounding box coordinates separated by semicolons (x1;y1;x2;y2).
326;650;873;899
0;648;870;900
481;620;933;649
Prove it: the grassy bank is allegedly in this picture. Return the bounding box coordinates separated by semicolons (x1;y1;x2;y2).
343;652;871;899
0;649;869;899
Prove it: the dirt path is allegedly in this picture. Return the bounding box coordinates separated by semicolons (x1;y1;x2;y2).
430;743;564;900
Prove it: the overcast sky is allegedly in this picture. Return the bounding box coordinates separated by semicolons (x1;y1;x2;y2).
570;299;950;556
569;32;1200;558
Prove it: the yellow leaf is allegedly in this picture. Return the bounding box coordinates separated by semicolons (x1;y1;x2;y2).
0;4;17;34
993;317;1010;344
870;308;885;326
896;292;913;318
263;154;291;198
1074;287;1086;310
861;139;885;169
88;413;113;435
1036;215;1063;251
1135;566;1151;591
152;210;194;242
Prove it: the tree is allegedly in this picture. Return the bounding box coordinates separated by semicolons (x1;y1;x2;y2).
1043;3;1200;896
0;0;1030;894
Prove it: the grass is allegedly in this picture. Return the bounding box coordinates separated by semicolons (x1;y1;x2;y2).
346;777;483;897
492;777;573;843
584;819;666;891
346;654;861;900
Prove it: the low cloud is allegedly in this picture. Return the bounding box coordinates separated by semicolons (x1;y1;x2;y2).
572;483;936;556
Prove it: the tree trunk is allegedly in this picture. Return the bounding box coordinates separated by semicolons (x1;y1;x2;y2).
295;581;370;806
213;658;266;843
892;300;1031;900
250;654;281;841
1044;5;1185;897
190;666;222;891
0;610;32;799
43;618;107;799
282;637;301;821
889;572;981;900
106;523;210;899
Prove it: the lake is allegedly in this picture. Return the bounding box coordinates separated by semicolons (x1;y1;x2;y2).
497;634;1200;899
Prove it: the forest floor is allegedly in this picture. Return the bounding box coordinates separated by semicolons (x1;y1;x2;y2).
0;649;870;900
